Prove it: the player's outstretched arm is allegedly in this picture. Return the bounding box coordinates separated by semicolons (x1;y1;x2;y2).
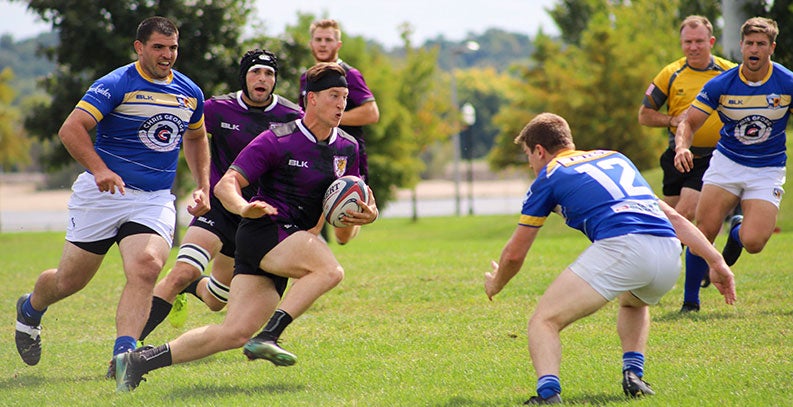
486;225;538;301
660;201;736;304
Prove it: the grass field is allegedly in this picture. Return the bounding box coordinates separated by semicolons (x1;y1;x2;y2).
2;180;792;405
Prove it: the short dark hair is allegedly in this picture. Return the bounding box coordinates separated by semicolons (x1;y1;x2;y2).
305;62;347;92
741;17;778;43
514;113;574;154
136;16;179;43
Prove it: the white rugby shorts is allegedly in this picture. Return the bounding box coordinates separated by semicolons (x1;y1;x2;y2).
703;150;786;208
569;234;681;305
65;172;176;245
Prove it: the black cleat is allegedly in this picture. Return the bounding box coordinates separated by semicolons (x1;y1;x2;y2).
114;350;149;392
679;301;700;313
15;294;42;366
524;393;562;405
622;370;655;397
243;338;296;366
722;215;743;266
106;345;152;379
701;272;711;288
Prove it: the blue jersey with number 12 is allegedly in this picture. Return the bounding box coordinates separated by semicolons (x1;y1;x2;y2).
520;150;676;242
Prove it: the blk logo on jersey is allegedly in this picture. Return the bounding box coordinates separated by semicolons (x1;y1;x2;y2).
288;159;309;168
220;122;240;131
139;113;185;152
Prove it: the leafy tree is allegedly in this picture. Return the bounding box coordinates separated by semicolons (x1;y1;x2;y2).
455;67;513;159
0;67;31;170
490;0;680;171
18;0;253;170
744;0;793;68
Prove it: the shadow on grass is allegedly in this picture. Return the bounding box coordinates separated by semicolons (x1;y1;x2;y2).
653;309;735;323
1;370;98;389
166;381;305;399
434;393;630;406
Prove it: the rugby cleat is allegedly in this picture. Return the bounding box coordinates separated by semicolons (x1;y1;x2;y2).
524;394;562;405
106;344;152;379
679;301;700;313
622;370;655;397
114;349;148;392
243;338;297;366
15;294;42;366
168;293;188;328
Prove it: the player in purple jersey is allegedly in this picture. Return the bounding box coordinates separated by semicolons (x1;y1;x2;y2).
114;63;379;392
300;18;379;182
301;19;379;242
134;49;304;349
14;17;211;371
484;113;735;404
674;17;790;312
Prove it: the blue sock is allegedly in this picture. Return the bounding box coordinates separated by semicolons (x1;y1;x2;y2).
537;374;561;399
730;224;743;248
683;248;707;304
113;336;138;356
21;295;46;325
623;351;645;377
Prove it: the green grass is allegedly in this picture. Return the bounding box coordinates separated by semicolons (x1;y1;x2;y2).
2;210;793;405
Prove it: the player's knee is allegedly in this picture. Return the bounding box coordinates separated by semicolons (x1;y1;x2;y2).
205;275;230;309
742;237;768;254
167;263;202;287
321;264;345;288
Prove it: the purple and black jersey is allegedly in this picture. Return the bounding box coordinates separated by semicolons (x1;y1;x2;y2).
205;92;303;200
230;119;360;230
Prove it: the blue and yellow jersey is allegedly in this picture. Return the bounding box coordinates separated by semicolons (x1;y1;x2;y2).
643;56;735;155
692;62;792;167
76;62;205;191
519;150;676;242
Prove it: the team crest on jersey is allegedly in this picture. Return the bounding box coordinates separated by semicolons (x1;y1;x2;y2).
766;93;781;108
333;156;348;177
734;115;772;145
138;113;185;152
772;187;784;200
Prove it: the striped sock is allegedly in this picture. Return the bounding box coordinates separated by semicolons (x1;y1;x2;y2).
623;351;645;377
113;335;138;356
537;374;561;399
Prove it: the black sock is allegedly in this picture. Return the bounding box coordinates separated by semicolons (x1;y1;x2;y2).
138;344;173;373
180;275;208;302
255;309;293;341
139;297;172;341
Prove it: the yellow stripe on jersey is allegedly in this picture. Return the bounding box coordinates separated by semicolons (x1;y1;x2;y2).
546;150;617;174
519;214;546;227
716;94;792;121
76;100;104;122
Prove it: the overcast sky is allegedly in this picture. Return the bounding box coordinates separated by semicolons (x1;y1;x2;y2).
0;0;559;47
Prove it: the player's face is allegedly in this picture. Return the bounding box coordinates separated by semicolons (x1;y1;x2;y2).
244;67;276;106
524;144;543;177
312;87;348;129
680;24;714;69
310;27;341;62
740;32;775;75
135;32;178;80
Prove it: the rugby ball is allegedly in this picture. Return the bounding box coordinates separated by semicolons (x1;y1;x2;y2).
323;176;369;227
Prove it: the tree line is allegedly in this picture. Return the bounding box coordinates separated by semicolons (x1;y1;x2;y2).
2;0;792;210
